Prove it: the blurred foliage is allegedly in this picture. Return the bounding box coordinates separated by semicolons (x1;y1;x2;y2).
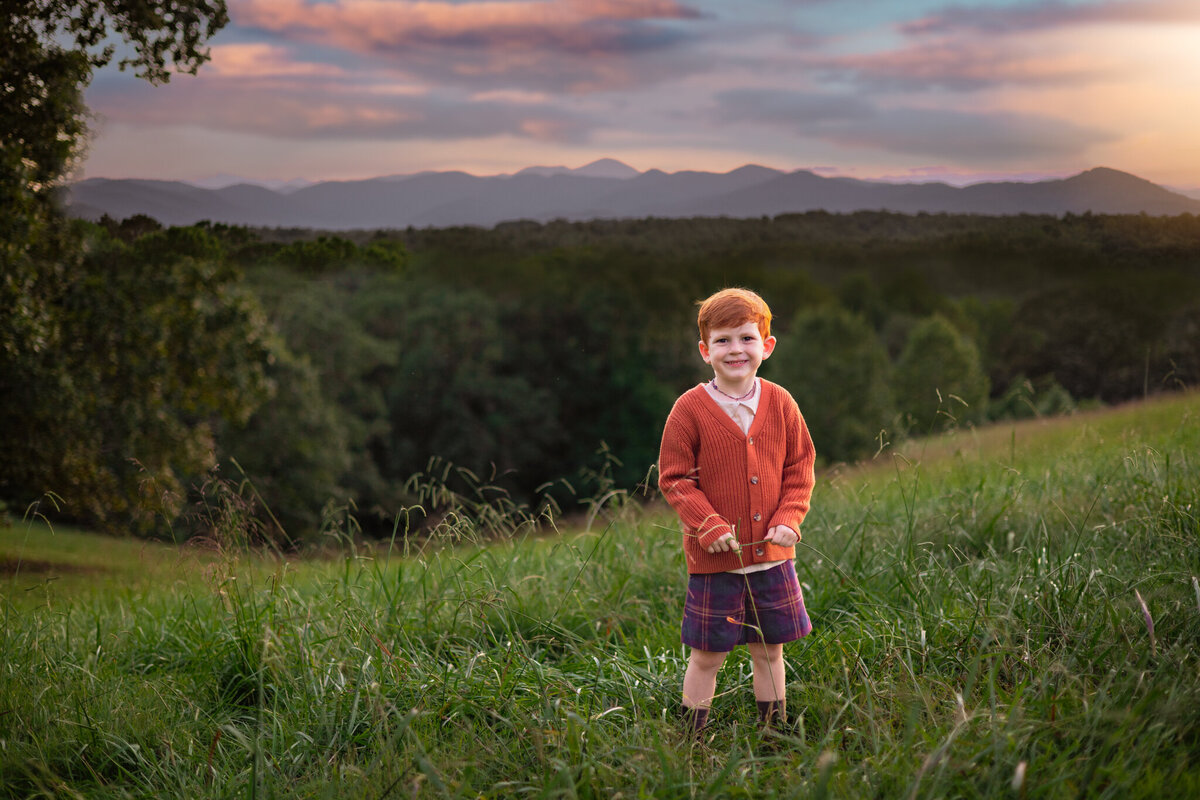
213;347;351;540
0;221;272;535
770;306;894;464
1;1;234;533
4;208;1200;541
994;272;1199;401
895;314;990;433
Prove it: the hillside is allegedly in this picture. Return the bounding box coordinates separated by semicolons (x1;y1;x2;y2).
3;391;1198;797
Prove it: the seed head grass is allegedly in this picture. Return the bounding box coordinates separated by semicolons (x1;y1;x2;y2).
2;391;1199;797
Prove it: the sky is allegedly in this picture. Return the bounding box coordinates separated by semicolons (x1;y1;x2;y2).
79;0;1200;188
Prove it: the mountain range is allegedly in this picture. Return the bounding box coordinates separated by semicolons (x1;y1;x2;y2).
65;161;1200;230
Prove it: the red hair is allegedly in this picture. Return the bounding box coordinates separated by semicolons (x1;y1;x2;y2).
697;288;772;343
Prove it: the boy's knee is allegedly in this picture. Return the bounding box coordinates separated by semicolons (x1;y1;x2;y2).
689;648;728;672
748;642;783;664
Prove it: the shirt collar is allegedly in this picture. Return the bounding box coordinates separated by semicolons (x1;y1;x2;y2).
703;377;761;414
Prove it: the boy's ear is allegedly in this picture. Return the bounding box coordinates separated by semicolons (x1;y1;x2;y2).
762;335;777;359
698;340;711;363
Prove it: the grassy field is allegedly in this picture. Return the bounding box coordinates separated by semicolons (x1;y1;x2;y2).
2;392;1198;798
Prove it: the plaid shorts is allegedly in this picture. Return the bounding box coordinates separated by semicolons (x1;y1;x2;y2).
681;561;812;652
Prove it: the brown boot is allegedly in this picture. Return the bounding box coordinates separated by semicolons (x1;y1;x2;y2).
681;704;710;734
756;699;785;729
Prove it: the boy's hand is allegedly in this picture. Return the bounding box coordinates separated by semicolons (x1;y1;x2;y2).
764;525;799;547
706;533;739;553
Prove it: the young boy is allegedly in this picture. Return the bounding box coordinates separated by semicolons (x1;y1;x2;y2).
658;287;816;734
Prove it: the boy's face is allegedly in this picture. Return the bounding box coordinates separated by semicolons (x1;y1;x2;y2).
699;321;776;390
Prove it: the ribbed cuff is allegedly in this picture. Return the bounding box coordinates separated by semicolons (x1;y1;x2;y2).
696;524;734;550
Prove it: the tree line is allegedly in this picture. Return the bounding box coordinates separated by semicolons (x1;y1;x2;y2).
3;210;1198;541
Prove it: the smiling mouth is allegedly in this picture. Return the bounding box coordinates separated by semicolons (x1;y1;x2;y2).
725;359;749;367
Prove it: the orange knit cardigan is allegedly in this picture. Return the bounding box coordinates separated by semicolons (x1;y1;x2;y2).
658;380;816;574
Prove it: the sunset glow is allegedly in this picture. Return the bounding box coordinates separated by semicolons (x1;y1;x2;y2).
79;0;1200;189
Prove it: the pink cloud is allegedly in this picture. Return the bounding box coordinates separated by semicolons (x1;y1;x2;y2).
89;77;592;142
813;40;1110;92
206;43;349;78
233;0;701;53
712;89;1114;162
902;0;1200;36
230;0;708;92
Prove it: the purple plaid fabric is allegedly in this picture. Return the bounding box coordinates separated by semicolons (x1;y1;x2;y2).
681;561;812;652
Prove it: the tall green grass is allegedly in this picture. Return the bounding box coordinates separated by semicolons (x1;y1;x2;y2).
2;393;1198;798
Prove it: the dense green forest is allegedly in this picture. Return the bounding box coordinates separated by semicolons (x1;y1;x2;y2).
4;209;1199;541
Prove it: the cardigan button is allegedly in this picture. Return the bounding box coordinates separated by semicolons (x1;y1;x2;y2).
753;513;762;521
748;437;754;445
756;547;764;556
750;476;758;484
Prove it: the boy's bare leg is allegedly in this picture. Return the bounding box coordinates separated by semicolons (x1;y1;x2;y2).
748;642;786;725
681;648;727;730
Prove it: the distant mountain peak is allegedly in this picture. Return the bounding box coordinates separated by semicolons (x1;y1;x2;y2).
730;164;782;176
1065;166;1134;182
185;174;314;193
515;159;639;179
1066;166;1160;188
573;158;639;179
1076;166;1135;177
